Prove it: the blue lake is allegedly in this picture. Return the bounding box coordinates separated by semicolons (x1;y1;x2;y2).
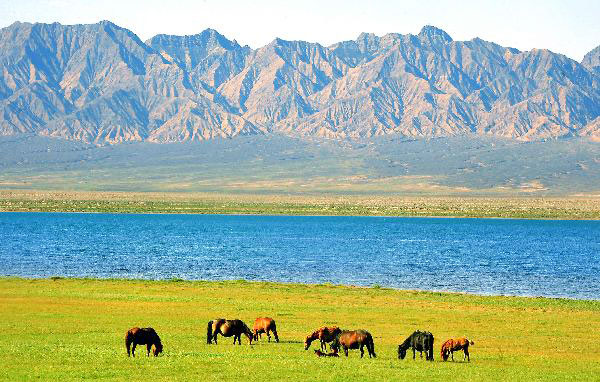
0;212;599;299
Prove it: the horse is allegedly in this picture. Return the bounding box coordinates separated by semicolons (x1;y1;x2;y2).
441;337;474;362
253;317;279;342
314;349;339;357
397;330;434;361
206;319;254;345
330;329;376;358
125;327;163;357
304;326;342;351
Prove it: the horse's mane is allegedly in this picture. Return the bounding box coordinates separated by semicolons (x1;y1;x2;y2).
399;331;419;350
307;330;320;341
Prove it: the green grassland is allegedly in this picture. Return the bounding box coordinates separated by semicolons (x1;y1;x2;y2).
1;190;600;219
0;278;598;381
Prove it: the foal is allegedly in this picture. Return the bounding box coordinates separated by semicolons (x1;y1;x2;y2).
441;337;474;362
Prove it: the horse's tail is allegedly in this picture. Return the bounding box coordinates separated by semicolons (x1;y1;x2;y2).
469;339;474;346
207;320;213;344
125;330;132;356
428;333;434;361
367;332;376;358
271;321;279;342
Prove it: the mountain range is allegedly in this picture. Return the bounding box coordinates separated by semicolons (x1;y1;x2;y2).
0;21;599;144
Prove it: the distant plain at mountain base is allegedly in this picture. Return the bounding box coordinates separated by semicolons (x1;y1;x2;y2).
0;134;599;196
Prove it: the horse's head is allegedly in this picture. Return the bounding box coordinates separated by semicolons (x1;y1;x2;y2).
244;326;254;344
153;342;163;356
329;337;340;353
397;345;407;360
441;347;449;361
304;336;314;350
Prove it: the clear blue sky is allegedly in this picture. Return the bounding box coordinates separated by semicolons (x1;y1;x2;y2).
1;0;599;61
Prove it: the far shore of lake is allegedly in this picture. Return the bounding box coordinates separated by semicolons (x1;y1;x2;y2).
1;189;600;219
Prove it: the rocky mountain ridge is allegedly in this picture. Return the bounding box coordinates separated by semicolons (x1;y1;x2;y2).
0;21;599;144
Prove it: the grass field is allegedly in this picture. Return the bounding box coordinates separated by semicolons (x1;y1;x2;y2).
0;278;598;381
1;190;600;219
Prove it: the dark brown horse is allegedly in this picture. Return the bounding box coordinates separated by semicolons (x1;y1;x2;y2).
398;330;435;361
207;319;253;345
304;326;342;351
330;329;376;358
125;327;163;357
441;337;474;362
253;317;279;342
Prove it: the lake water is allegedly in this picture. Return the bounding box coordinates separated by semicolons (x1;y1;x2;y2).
1;212;599;299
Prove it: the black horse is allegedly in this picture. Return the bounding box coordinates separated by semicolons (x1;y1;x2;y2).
398;330;434;361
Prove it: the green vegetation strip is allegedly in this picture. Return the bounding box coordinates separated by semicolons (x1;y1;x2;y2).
0;278;598;381
1;190;600;219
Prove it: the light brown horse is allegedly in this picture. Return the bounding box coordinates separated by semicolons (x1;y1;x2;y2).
253;317;279;342
441;337;474;362
330;329;376;358
125;327;163;357
207;319;254;345
304;326;342;351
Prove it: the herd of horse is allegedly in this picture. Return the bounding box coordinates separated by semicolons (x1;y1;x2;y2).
125;317;474;362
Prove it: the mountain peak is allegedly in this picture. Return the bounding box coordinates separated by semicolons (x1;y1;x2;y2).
418;25;452;44
582;45;600;73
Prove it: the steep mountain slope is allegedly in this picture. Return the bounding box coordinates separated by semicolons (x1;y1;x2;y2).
0;21;598;144
0;21;260;143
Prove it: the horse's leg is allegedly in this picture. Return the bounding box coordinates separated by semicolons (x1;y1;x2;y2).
451;350;454;361
368;341;376;358
131;343;137;357
147;344;151;357
273;329;279;343
360;344;364;358
344;347;348;357
465;348;470;362
267;329;271;342
320;340;326;351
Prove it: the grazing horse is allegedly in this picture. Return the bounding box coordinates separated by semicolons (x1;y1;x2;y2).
253;317;279;342
304;326;342;351
441;337;474;362
125;327;163;357
206;319;254;345
330;329;376;358
397;330;434;361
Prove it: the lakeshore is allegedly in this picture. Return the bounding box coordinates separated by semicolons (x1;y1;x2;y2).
0;277;598;381
1;190;600;219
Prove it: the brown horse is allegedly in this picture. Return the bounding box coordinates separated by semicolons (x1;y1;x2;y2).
253;317;279;342
304;326;342;351
441;337;474;362
207;319;254;345
330;329;376;358
125;327;163;357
